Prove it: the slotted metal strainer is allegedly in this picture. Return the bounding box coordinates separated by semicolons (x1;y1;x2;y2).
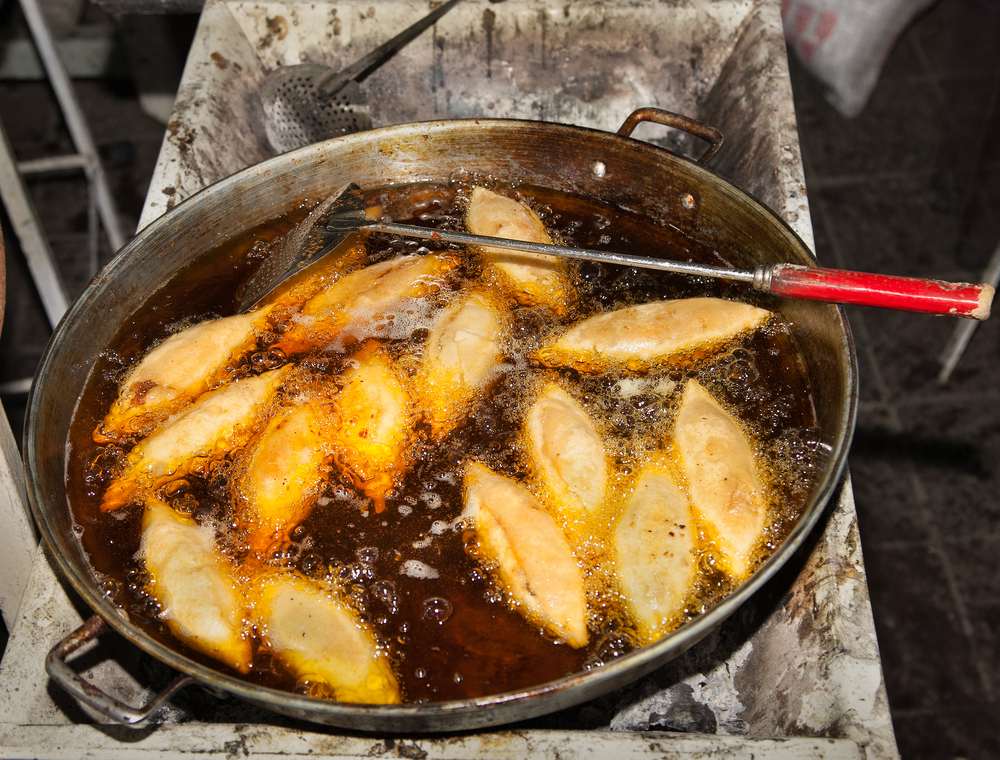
261;0;463;154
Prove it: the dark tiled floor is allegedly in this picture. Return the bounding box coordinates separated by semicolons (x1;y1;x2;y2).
790;1;1000;757
1;1;1000;757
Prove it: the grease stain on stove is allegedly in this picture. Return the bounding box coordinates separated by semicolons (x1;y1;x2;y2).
166;121;196;154
260;16;288;49
537;7;548;70
482;8;496;79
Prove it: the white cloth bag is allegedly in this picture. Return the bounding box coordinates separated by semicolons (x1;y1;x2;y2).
783;0;936;117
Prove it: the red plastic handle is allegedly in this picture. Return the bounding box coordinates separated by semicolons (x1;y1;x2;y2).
764;264;994;320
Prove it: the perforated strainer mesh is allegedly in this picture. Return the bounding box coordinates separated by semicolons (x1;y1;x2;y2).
262;65;372;154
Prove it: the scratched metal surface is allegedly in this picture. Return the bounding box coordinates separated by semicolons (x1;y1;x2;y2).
139;0;812;247
1;1;897;757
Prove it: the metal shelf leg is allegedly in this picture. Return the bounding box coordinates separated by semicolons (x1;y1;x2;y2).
938;240;1000;384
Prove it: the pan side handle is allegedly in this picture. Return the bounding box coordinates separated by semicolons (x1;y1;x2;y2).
617;107;724;164
45;614;193;726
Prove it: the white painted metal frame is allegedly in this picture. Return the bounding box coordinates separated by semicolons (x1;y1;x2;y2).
0;400;35;632
0;0;128;357
0;0;130;397
17;0;128;258
938;239;1000;382
0;118;71;331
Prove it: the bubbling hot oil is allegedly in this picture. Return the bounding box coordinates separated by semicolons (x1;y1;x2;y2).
67;181;823;704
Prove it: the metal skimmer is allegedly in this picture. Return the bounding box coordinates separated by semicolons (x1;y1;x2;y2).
261;0;463;154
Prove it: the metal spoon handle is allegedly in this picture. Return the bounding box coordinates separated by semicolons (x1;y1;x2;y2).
316;0;464;98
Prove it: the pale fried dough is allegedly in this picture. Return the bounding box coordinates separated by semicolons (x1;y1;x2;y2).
255;571;400;704
614;465;697;644
140;496;251;672
674;380;766;579
540;298;771;370
462;462;588;648
466;187;571;312
236;392;338;553
280;254;456;349
418;292;504;438
525;384;608;537
330;344;414;513
96;306;276;442
101;366;291;511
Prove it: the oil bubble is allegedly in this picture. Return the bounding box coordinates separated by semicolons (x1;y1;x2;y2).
422;597;453;625
172;493;198;515
374;581;399;615
300;553;322;574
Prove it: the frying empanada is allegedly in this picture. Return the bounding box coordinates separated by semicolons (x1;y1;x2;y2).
101;366;291;511
95;306;276;442
466;187;572;313
236;390;338;554
525;383;608;540
418;292;504;438
255;571;400;704
540;298;771;371
280;254;456;351
140;496;251;672
462;462;588;648
330;344;415;513
674;379;766;579
614;465;697;643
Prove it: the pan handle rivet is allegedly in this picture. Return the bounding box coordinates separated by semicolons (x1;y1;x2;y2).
681;193;696;210
591;161;606;178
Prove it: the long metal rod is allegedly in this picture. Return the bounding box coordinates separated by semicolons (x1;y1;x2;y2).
18;0;128;252
365;221;758;283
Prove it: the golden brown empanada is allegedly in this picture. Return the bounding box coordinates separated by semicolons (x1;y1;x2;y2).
540;298;771;371
674;380;766;579
525;383;608;540
466;187;572;313
96;306;276;442
418;292;504;438
101;366;291;511
330;344;415;513
462;462;588;648
140;496;251;672
614;464;697;643
255;571;400;704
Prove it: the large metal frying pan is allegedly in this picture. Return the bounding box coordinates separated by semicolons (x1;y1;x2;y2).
26;110;857;732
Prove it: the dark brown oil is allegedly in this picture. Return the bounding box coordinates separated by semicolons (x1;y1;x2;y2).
65;181;822;703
